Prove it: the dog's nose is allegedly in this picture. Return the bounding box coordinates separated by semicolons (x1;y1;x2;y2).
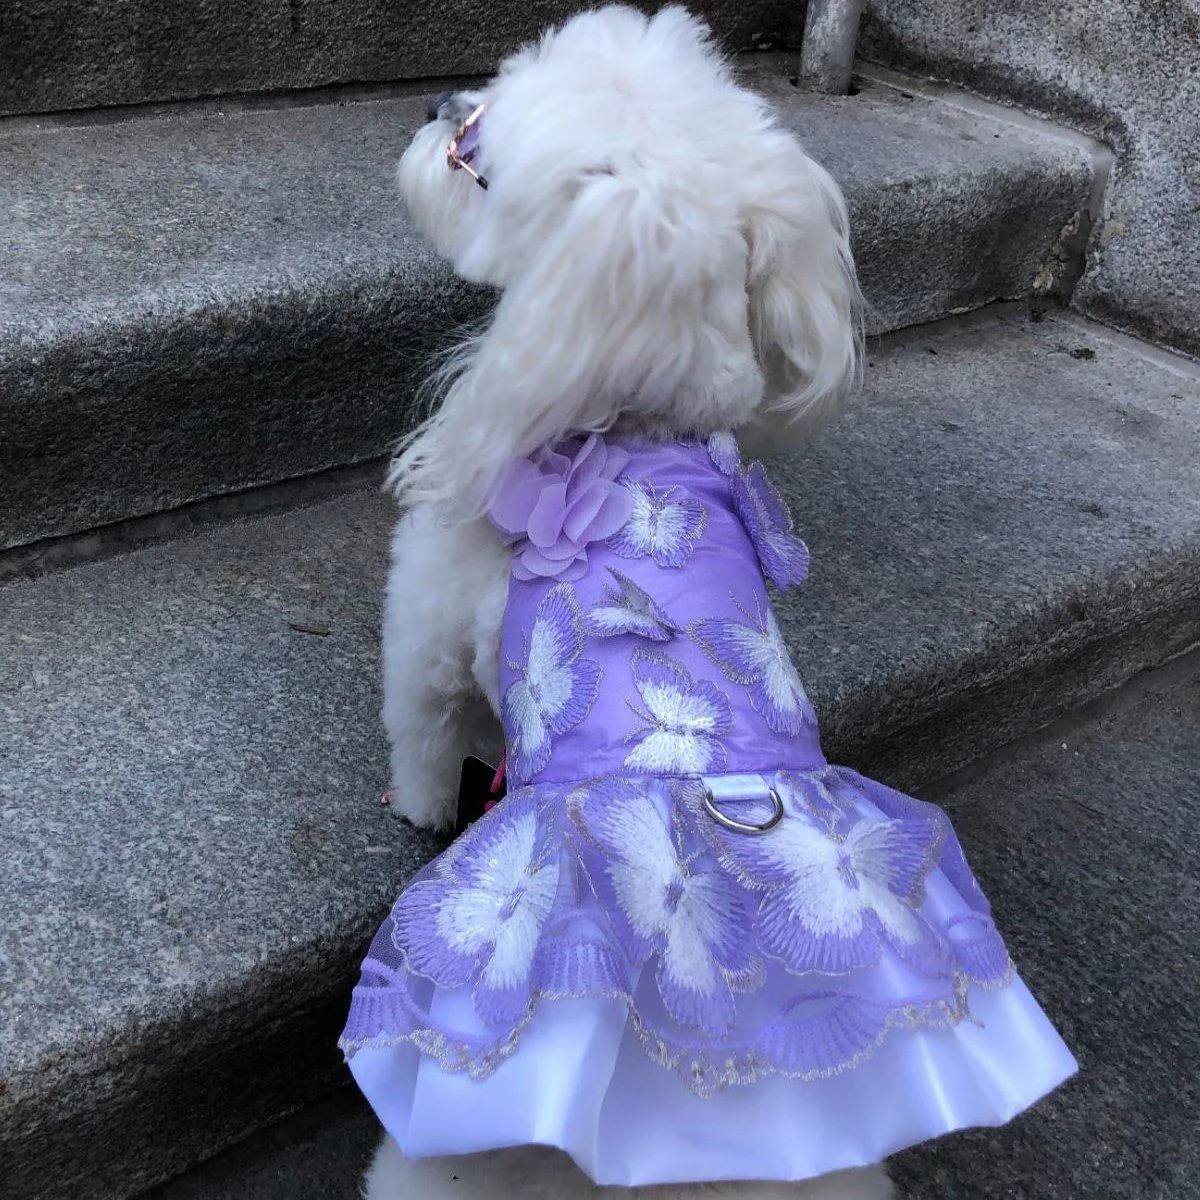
426;91;455;122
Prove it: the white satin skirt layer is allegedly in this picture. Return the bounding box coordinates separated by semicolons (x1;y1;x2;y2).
349;969;1077;1186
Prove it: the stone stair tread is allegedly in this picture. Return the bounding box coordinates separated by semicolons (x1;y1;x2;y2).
889;653;1200;1197
146;649;1200;1200
4;306;1199;1198
0;62;1096;550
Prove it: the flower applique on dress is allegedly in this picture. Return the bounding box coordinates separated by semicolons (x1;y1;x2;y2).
342;433;1077;1190
490;434;633;582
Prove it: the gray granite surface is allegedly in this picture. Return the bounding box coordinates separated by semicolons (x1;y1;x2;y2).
147;1089;377;1200
0;65;1094;550
861;0;1200;359
0;0;800;116
892;650;1200;1197
776;309;1200;792
0;485;439;1199
148;650;1200;1199
3;307;1199;1198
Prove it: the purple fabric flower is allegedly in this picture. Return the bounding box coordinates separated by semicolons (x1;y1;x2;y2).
489;435;634;582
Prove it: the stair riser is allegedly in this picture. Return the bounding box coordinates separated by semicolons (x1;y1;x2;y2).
0;1;801;117
6;985;353;1200
2;269;482;554
840;568;1200;791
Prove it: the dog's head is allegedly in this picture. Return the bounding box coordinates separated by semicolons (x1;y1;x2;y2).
392;4;860;513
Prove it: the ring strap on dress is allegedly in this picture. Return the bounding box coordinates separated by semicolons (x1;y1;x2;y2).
700;774;785;834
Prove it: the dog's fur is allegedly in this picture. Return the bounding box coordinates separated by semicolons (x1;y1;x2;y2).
372;7;881;1197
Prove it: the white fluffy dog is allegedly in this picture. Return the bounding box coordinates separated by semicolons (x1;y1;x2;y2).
372;6;877;1198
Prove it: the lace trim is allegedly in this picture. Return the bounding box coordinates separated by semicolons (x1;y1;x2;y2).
339;961;1011;1098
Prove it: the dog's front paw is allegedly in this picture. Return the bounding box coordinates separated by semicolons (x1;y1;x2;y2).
384;769;459;832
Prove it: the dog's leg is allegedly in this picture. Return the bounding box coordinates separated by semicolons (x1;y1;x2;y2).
363;1133;893;1199
363;1138;611;1200
797;1164;895;1199
382;504;509;831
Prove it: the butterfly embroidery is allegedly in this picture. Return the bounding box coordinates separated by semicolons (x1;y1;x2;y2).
502;584;600;783
705;431;742;477
607;480;707;568
706;434;809;592
691;597;816;737
710;786;948;978
568;779;761;1035
623;650;731;774
730;462;810;592
586;568;678;642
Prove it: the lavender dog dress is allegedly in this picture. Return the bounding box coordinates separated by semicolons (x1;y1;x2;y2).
341;434;1076;1185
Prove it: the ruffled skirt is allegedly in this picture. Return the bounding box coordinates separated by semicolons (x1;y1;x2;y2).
341;767;1076;1185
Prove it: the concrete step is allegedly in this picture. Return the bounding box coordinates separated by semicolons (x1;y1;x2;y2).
144;646;1200;1200
0;60;1100;556
890;654;1200;1196
5;306;1199;1199
1;1;800;117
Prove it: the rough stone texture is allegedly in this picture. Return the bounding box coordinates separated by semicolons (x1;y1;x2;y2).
744;63;1096;338
0;67;1094;552
0;90;478;556
149;652;1200;1199
0;0;801;116
146;1090;377;1200
891;650;1200;1198
776;308;1200;794
0;486;441;1200
861;0;1200;359
3;307;1200;1198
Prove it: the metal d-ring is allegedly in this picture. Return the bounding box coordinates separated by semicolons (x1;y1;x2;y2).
702;785;785;834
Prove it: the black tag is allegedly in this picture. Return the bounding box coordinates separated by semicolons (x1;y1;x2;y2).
455;755;506;834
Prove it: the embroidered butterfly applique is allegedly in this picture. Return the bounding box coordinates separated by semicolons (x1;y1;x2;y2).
607;480;707;569
586;567;678;642
502;583;600;783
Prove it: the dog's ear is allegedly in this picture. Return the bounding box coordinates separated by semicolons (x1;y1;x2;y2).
390;169;760;515
741;129;862;445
